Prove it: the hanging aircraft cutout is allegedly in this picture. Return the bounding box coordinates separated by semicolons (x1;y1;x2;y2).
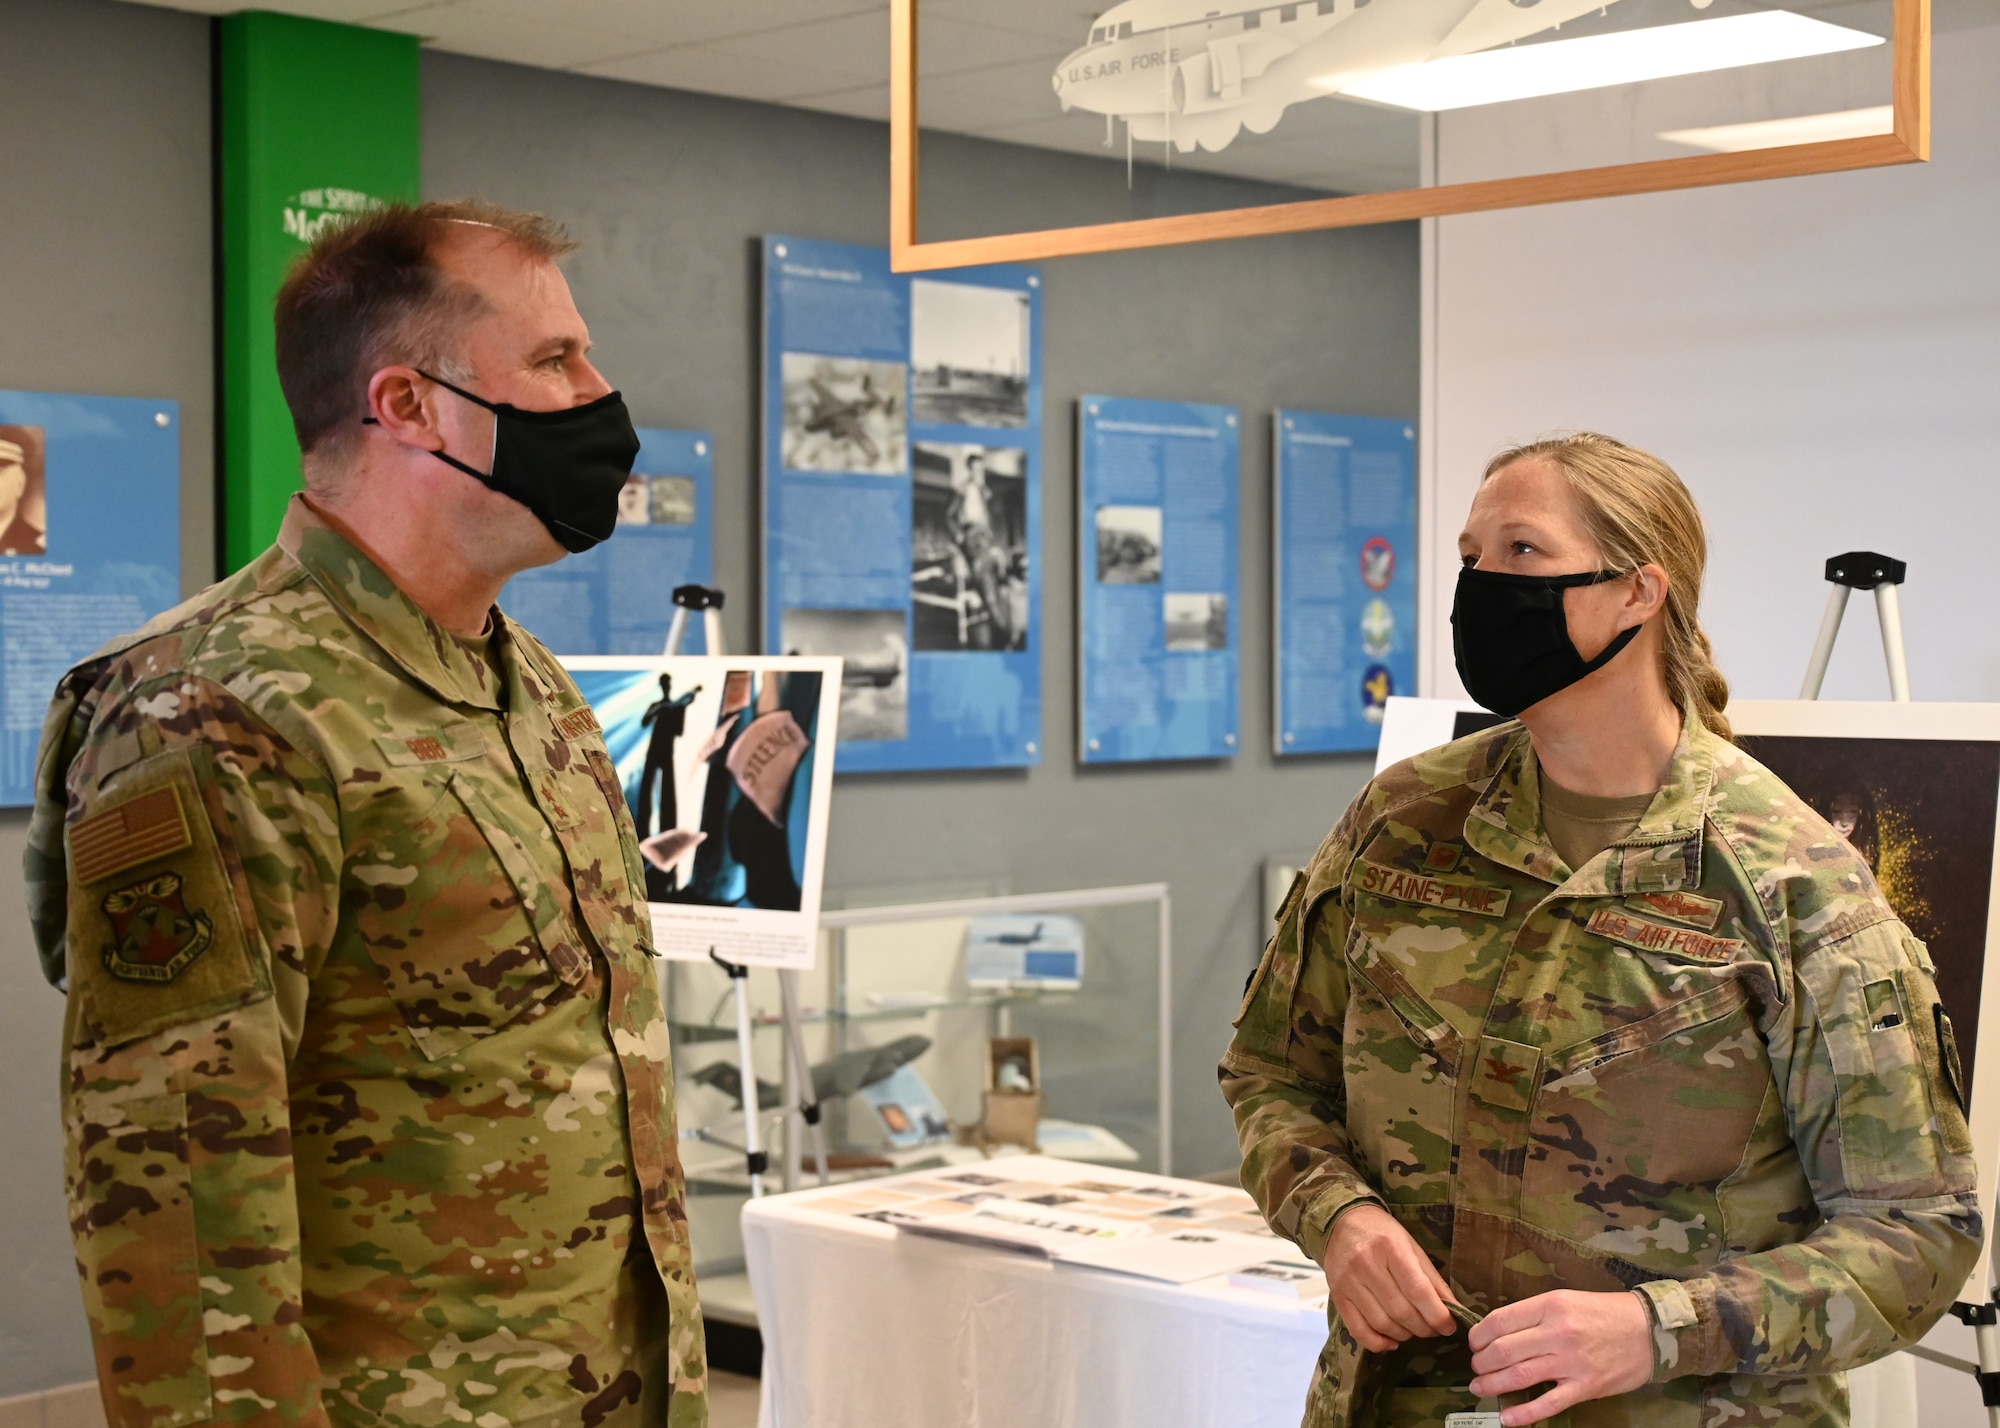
1053;0;1663;154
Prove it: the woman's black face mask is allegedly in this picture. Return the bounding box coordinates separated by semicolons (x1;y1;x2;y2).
1450;565;1640;717
368;371;641;554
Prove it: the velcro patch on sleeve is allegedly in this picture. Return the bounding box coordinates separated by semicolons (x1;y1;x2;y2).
1354;859;1511;918
70;786;192;885
1587;906;1744;963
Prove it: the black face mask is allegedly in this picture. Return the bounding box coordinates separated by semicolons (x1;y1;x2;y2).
1451;566;1640;717
371;372;641;554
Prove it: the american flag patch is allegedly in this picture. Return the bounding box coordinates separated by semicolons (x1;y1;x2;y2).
70;786;192;885
554;708;600;740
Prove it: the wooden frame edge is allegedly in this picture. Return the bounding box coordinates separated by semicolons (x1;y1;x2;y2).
890;0;1929;273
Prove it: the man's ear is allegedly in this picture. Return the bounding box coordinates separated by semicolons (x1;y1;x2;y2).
364;367;444;450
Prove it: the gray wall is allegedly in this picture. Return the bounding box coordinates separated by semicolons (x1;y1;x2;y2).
0;1;1417;1396
422;54;1419;1184
0;0;216;1398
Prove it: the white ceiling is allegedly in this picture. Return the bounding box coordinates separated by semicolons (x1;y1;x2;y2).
122;0;1424;193
123;0;1986;197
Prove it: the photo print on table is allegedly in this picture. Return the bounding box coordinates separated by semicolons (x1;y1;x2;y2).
1164;593;1229;652
0;423;49;556
779;606;909;741
779;353;909;475
911;279;1030;428
1095;504;1162;584
912;442;1029;653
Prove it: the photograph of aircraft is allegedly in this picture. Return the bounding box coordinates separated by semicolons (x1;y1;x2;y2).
779;353;908;475
1054;0;1706;155
692;1034;934;1110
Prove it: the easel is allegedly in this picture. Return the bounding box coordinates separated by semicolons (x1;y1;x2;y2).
663;585;829;1199
1796;554;2000;1421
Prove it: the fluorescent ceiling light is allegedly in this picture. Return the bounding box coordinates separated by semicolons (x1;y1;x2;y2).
1660;104;1894;151
1331;12;1884;113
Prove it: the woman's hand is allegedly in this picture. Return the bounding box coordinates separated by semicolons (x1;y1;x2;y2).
1467;1289;1653;1425
1319;1204;1458;1352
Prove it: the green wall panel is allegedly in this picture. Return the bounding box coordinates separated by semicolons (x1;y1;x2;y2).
218;11;418;572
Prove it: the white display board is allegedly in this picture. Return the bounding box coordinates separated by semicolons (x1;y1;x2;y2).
563;655;841;970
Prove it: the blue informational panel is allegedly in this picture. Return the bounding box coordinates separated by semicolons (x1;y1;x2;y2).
499;427;713;656
0;390;181;806
1273;411;1418;756
1077;396;1241;764
761;234;1043;773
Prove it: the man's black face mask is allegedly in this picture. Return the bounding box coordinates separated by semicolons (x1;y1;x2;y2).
1450;565;1640;717
369;371;640;554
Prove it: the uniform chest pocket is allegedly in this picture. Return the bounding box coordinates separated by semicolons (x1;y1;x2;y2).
1342;931;1462;1203
344;771;591;1062
1522;979;1764;1265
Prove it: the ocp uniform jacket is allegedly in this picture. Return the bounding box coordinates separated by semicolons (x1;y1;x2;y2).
1222;714;1981;1428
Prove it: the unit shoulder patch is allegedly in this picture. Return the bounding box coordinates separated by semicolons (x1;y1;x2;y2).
1354;858;1511;919
1587;905;1745;963
101;871;213;983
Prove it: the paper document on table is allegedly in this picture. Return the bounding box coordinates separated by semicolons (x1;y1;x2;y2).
1061;1227;1282;1283
892;1198;1148;1258
1228;1259;1328;1303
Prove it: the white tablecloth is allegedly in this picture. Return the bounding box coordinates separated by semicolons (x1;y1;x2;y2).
743;1157;1325;1428
740;1156;1916;1428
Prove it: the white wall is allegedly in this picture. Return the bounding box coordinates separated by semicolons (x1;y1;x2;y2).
1422;19;2000;1422
1422;19;2000;708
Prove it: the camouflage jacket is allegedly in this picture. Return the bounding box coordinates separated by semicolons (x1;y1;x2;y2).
28;498;707;1428
1221;715;1981;1428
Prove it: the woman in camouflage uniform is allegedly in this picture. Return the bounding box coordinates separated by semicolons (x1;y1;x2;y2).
1222;434;1981;1427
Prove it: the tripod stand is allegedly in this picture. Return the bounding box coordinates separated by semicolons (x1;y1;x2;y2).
1797;553;1998;1422
662;585;829;1198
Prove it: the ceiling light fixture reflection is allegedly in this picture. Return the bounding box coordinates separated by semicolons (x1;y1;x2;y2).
1328;12;1884;113
1660;104;1895;151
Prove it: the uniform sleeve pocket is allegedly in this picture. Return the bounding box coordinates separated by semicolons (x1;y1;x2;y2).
68;750;268;1049
67;1091;212;1428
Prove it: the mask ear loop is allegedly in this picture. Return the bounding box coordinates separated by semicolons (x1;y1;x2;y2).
1571;568;1644;675
359;371;500;478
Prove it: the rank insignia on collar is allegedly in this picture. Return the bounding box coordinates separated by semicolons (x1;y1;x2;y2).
101;871;213;983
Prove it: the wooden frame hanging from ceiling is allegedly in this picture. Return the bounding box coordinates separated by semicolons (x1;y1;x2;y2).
889;0;1928;273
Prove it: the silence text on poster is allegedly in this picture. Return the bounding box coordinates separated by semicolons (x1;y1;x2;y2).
564;655;841;971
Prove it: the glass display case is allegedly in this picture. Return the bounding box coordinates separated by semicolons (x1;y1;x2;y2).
668;882;1171;1321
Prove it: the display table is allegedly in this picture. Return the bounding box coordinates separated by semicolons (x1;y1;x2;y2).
742;1157;1324;1428
741;1156;1916;1428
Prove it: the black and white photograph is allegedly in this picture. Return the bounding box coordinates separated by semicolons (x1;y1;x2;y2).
1164;593;1229;652
1095;504;1162;584
911;443;1028;653
647;474;697;525
911;279;1030;428
780;353;908;475
780;606;908;741
0;424;49;556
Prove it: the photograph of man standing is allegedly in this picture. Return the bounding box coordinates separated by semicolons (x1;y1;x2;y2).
27;201;707;1427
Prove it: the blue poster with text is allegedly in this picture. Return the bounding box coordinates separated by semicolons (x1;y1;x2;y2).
499;427;713;656
1273;410;1417;755
1078;396;1240;764
762;235;1042;772
0;390;180;806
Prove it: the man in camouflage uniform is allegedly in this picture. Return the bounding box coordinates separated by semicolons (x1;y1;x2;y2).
1223;712;1982;1426
28;202;706;1426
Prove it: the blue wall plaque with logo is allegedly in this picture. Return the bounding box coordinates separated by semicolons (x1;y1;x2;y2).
1077;396;1241;764
0;390;181;807
1273;410;1417;756
498;427;714;656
